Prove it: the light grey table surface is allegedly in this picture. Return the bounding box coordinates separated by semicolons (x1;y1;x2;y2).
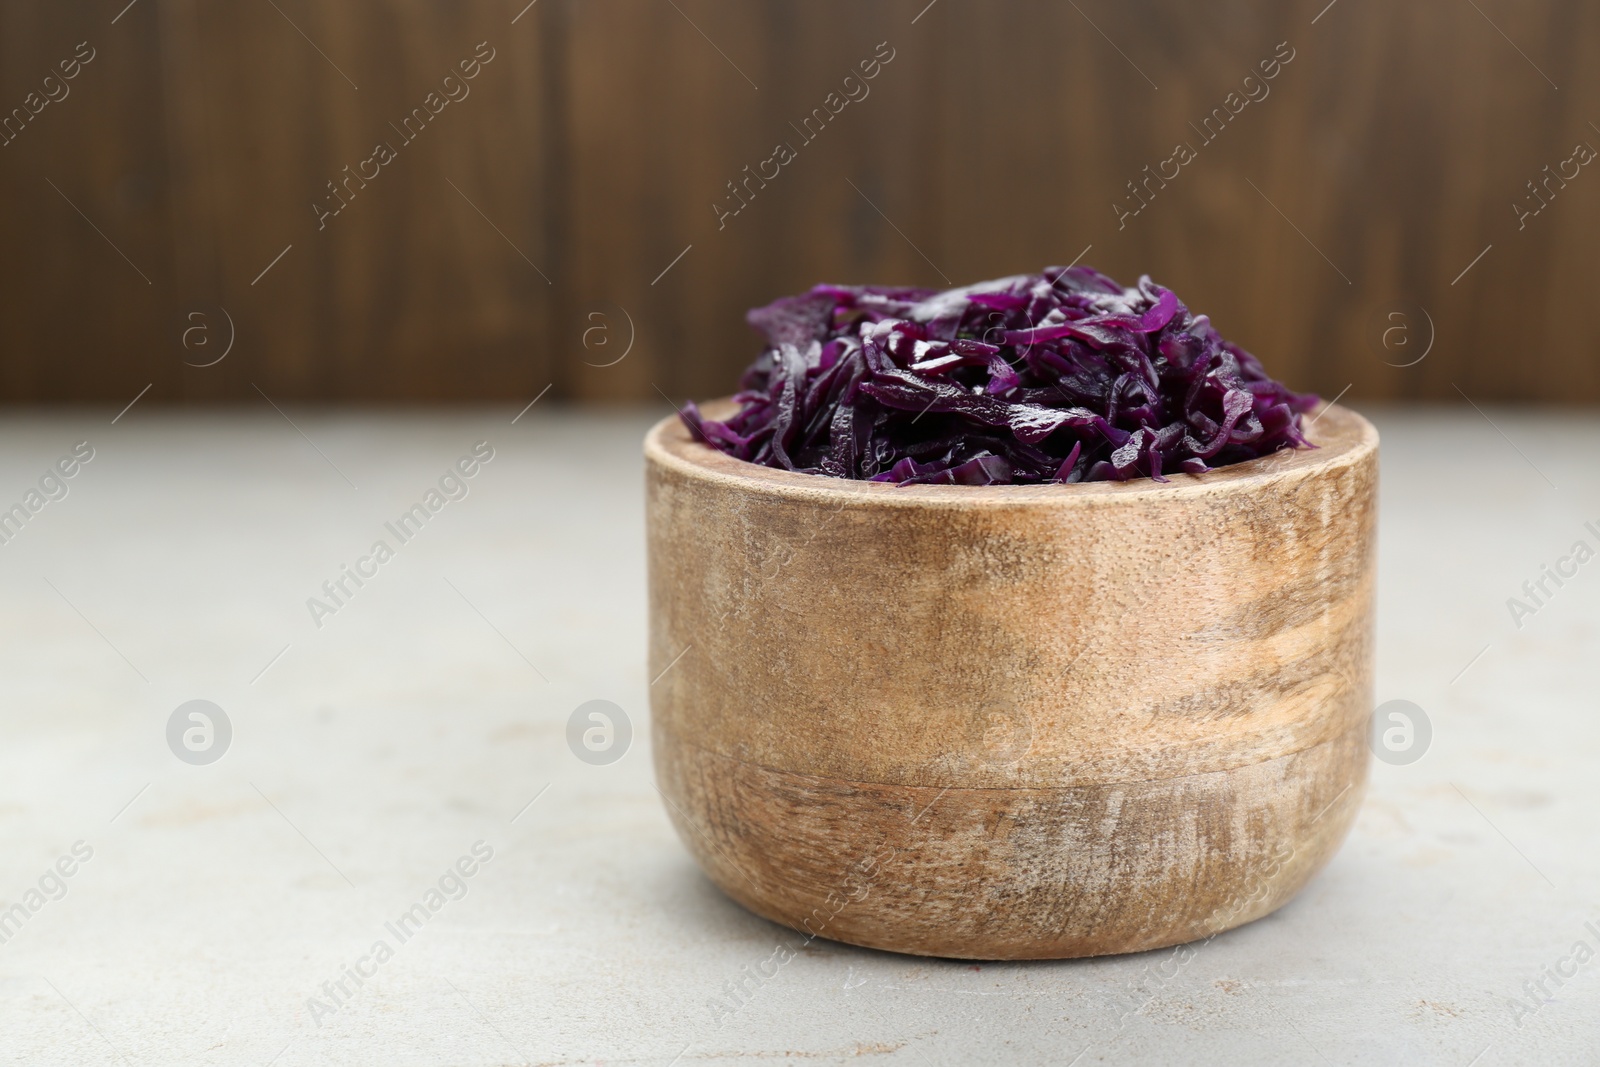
0;405;1595;1066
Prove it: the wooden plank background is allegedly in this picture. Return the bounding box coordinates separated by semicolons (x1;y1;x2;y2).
0;0;1593;405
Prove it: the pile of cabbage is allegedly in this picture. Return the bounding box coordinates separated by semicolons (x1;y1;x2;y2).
679;266;1318;485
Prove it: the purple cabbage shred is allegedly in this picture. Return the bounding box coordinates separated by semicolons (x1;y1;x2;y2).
680;267;1319;485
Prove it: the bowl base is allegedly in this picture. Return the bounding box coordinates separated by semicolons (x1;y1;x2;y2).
656;722;1367;960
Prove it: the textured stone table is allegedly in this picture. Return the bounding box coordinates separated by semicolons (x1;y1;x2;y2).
0;405;1595;1065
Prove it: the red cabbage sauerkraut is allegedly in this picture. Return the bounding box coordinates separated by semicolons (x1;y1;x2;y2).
679;267;1318;485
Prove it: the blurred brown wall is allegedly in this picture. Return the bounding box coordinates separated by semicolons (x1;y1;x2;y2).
0;0;1594;405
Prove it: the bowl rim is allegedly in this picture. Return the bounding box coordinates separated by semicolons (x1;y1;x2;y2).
645;397;1378;510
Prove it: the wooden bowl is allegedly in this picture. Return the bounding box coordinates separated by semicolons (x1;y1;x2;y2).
645;401;1377;960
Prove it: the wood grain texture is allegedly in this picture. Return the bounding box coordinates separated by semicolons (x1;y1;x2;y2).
0;0;1593;403
0;6;168;401
646;403;1378;958
658;723;1368;960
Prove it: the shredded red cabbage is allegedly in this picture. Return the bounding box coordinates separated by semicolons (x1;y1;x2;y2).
679;267;1318;485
